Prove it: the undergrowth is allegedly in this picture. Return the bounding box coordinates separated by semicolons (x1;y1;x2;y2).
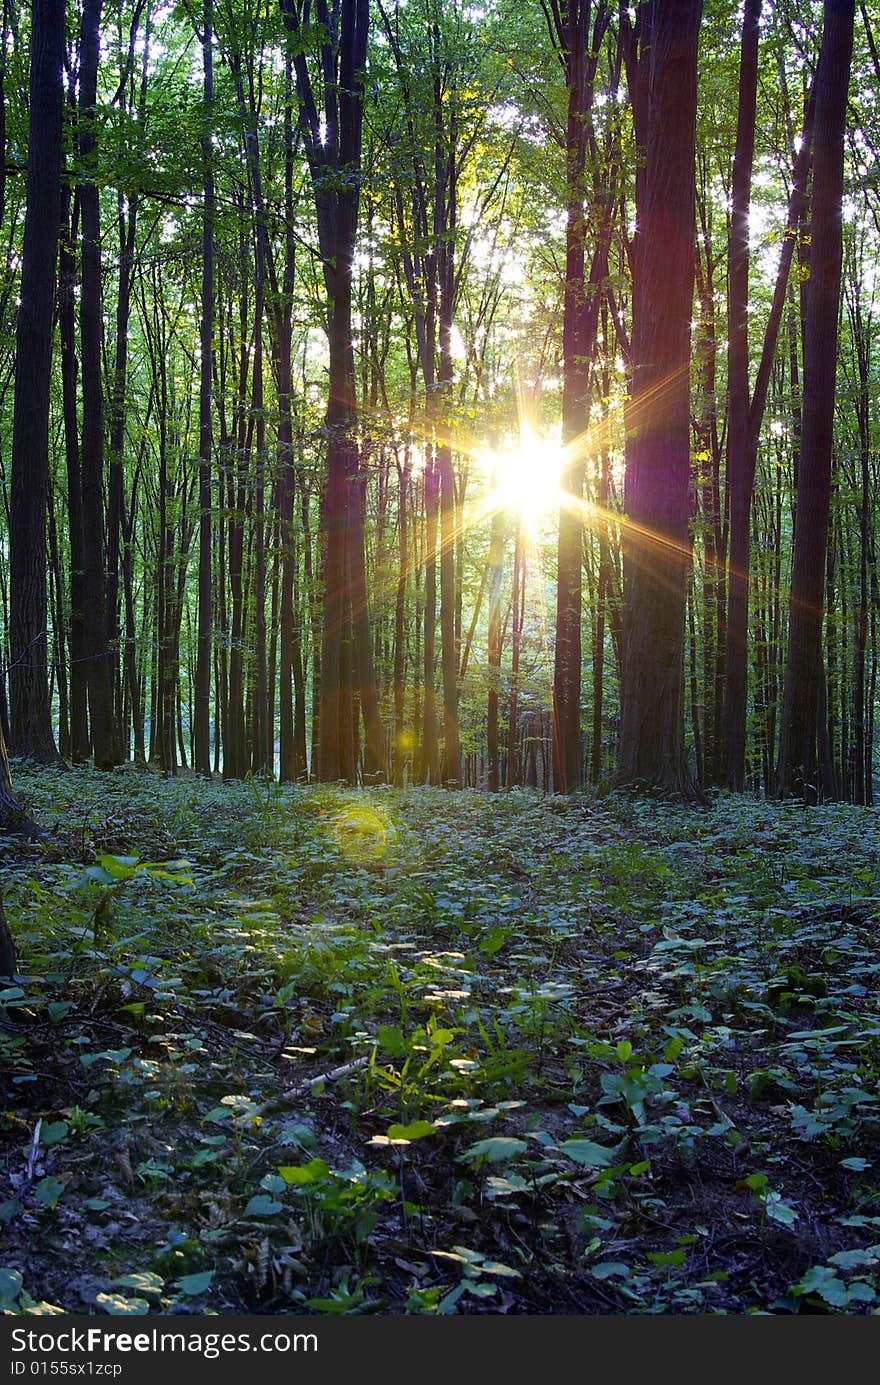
2;763;880;1316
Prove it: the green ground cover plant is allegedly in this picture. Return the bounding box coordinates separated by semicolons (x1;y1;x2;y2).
2;765;880;1315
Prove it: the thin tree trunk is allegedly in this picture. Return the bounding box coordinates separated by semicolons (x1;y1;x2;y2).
721;0;761;789
777;0;855;796
9;0;65;763
78;0;118;769
59;185;90;762
486;506;506;791
194;0;214;776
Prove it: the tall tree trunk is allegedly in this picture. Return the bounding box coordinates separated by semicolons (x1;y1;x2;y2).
553;74;589;794
105;190;137;763
392;451;410;786
617;0;702;794
194;0;214;776
545;0;611;794
777;0;855;797
723;62;815;790
59;185;90;763
280;0;376;784
486;506;506;791
507;521;524;788
9;0;65;763
851;281;871;805
78;0;118;769
350;457;386;778
435;67;459;788
720;0;761;790
276;96;302;781
420;459;441;783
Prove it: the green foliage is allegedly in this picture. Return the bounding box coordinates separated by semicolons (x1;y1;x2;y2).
4;768;880;1314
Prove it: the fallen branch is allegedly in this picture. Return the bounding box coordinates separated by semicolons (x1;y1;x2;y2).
285;1055;370;1098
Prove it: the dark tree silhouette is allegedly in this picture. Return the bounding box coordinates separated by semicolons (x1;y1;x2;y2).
777;0;855;797
8;0;65;763
617;0;702;794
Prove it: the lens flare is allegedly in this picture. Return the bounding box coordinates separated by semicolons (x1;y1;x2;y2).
329;800;393;867
481;425;563;529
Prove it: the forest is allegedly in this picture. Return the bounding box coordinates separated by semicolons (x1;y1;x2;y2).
2;0;880;1323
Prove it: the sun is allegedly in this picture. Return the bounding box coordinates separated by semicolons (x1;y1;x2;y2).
481;425;563;528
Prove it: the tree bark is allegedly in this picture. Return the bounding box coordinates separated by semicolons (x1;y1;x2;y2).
78;0;118;769
720;0;761;790
617;0;702;794
59;185;90;763
545;0;612;794
194;0;214;777
280;0;376;784
486;506;506;791
9;0;65;763
777;0;855;797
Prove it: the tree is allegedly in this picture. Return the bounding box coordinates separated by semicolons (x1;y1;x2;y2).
78;0;120;768
777;0;856;798
542;0;612;794
617;0;702;794
279;0;384;783
719;0;761;790
193;0;214;777
8;0;65;763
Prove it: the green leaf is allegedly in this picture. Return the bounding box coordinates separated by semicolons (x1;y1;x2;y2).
616;1040;633;1062
175;1271;214;1296
796;1265;849;1307
98;855;141;879
377;1025;406;1057
478;1260;521;1279
647;1248;687;1268
764;1195;798;1227
278;1158;330;1185
560;1139;616;1168
112;1273;164;1296
828;1249;877;1270
40;1121;69;1147
34;1177;66;1209
95;1292;150;1315
459;1137;528;1164
590;1262;631;1281
479;928;511;956
385;1120;435;1142
0;1268;23;1308
47;1002;72;1023
242;1195;284;1217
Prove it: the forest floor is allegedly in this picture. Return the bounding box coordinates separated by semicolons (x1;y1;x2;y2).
2;765;880;1316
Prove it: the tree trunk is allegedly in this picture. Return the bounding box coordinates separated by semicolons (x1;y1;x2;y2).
545;0;611;794
723;70;814;789
280;0;376;784
392;452;410;786
777;0;855;797
59;185;90;763
486;506;506;792
194;0;214;776
78;0;118;770
617;0;702;794
420;458;441;783
720;0;761;790
9;0;65;763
